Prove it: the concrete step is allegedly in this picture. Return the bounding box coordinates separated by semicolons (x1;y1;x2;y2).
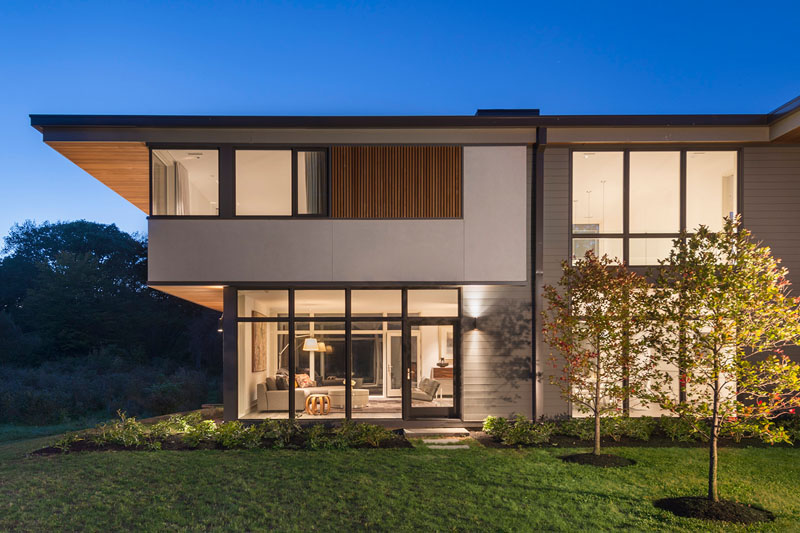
404;427;469;438
421;438;468;445
428;444;470;450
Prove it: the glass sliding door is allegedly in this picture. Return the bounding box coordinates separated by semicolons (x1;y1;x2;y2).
405;320;459;419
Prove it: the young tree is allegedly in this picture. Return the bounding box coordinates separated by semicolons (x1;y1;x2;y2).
542;251;654;456
648;216;800;502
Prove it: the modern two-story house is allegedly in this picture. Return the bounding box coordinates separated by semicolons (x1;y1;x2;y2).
30;95;800;424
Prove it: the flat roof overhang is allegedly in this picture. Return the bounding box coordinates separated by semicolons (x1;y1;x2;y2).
29;94;800;214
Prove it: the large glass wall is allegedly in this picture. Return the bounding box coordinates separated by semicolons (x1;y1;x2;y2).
151;149;219;215
236;288;460;420
571;150;739;266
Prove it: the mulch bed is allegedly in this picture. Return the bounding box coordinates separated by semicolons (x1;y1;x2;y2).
31;434;412;456
654;496;775;524
560;452;635;467
469;431;791;449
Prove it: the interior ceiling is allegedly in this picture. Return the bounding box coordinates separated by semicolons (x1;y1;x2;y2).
150;285;223;312
47;141;150;213
154;149;219;204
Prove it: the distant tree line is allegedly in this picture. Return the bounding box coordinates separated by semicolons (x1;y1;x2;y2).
0;220;221;424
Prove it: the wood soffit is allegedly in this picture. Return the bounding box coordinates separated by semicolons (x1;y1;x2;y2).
150;285;223;312
46;141;150;214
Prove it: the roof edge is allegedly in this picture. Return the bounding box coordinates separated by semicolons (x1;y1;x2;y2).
29;113;771;131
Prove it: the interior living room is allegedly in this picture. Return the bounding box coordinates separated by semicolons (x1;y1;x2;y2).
237;289;458;420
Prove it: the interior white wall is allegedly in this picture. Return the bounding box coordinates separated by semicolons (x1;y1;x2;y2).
235;150;292;215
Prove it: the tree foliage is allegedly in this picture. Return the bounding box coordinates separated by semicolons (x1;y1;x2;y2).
646;216;800;501
542;251;655;455
0;220;220;371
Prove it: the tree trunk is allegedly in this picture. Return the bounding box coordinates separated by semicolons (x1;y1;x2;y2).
594;352;602;455
708;364;720;502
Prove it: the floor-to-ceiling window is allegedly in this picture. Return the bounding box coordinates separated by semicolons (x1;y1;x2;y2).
236;288;461;420
568;149;739;417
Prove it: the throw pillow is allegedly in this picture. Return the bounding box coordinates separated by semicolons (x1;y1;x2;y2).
296;373;314;388
276;376;289;390
265;377;277;391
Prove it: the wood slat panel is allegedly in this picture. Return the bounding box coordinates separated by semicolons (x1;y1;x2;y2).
47;141;150;213
331;146;461;218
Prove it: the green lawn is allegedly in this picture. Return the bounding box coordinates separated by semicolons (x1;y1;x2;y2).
1;437;798;532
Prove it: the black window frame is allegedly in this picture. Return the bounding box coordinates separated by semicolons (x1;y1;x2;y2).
236;287;462;420
568;146;743;269
233;146;331;219
148;145;222;218
147;144;331;219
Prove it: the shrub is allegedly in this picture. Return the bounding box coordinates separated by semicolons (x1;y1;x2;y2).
259;419;304;449
52;432;83;452
482;416;511;440
334;421;395;447
604;416;657;442
558;417;595;441
0;354;212;425
92;410;159;450
659;416;704;442
305;424;346;450
483;415;555;446
215;421;261;449
182;419;218;448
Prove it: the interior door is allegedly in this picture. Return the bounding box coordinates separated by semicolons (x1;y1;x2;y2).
405;320;459;419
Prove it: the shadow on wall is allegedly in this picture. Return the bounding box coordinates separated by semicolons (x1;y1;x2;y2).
464;300;533;407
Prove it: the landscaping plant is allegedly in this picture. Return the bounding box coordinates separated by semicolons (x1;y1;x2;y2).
542;251;655;456
647;216;800;503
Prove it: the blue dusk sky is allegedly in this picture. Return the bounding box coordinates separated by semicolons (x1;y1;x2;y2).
0;1;798;242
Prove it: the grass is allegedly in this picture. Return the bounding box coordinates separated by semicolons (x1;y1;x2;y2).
0;418;105;444
1;437;798;532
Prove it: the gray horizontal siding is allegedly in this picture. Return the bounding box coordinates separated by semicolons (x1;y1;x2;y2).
743;147;800;288
536;147;570;417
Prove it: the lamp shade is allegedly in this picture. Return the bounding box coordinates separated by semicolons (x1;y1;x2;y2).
316;341;327;353
302;338;319;351
325;344;334;353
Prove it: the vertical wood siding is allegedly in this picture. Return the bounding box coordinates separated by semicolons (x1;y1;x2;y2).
330;146;462;218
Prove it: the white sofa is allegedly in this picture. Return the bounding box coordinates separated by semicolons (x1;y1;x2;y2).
257;384;365;412
256;385;306;412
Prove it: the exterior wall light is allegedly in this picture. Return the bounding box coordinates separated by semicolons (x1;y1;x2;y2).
217;315;224;333
467;316;479;331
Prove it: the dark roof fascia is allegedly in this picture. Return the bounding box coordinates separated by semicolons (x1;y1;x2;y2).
768;95;800;122
29;113;772;132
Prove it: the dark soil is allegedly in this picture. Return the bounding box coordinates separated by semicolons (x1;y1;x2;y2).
560;452;636;467
470;431;792;449
654;496;775;524
31;435;411;456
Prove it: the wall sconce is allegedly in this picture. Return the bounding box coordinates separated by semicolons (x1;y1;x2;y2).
467;316;479;331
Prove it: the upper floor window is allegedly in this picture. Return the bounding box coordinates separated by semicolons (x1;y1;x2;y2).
571;149;738;266
235;149;328;216
151;149;219;215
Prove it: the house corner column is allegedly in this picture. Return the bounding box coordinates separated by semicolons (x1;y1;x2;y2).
222;286;238;421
